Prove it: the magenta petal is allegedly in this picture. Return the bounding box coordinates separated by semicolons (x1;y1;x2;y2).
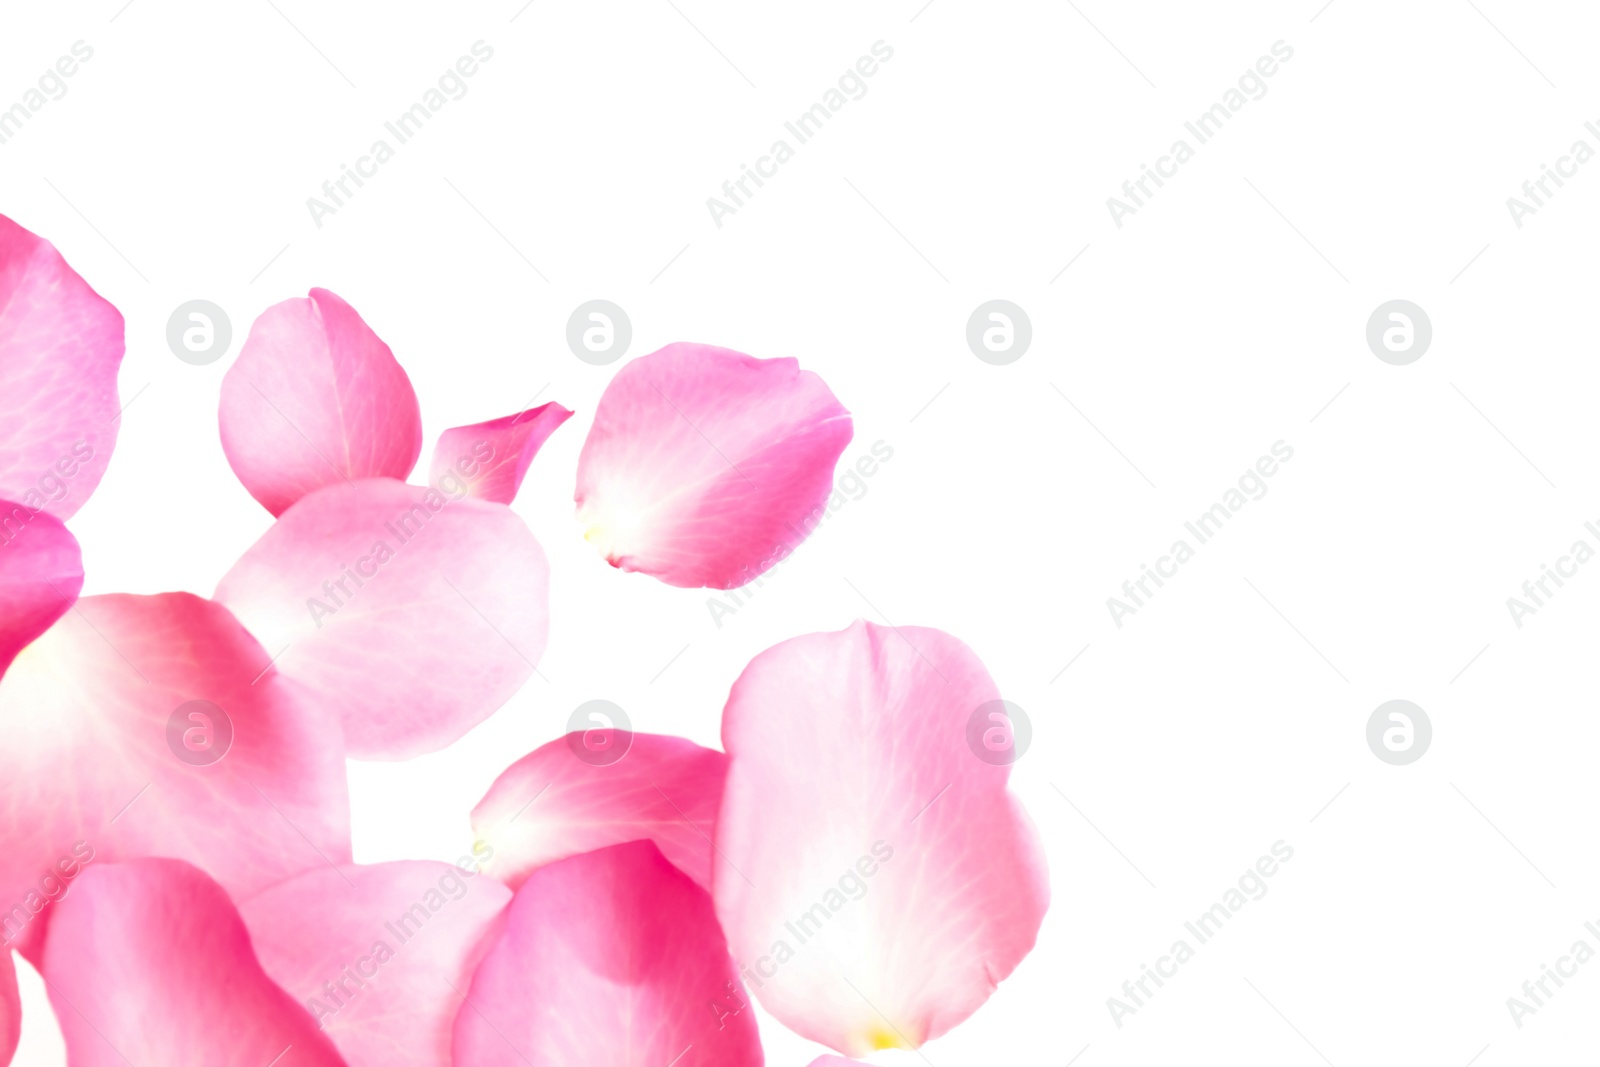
0;593;350;957
574;342;853;588
472;732;726;891
453;840;762;1067
220;288;423;516
0;215;124;520
430;403;573;505
40;859;346;1066
215;477;549;759
0;503;82;677
241;861;511;1067
714;620;1050;1055
0;948;17;1067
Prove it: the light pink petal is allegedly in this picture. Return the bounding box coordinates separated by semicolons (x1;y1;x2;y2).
241;860;512;1067
220;288;423;516
0;593;350;958
0;214;124;520
714;620;1050;1055
40;858;346;1067
805;1059;866;1067
574;342;852;588
453;840;762;1067
430;404;573;505
472;732;725;891
215;477;549;759
0;503;82;677
0;949;17;1067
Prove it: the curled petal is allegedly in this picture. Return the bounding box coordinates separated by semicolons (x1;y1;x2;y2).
215;477;549;759
430;403;573;505
0;593;350;957
0;503;82;677
0;214;124;519
575;342;852;588
453;840;762;1067
472;732;726;891
714;620;1049;1055
220;288;423;516
40;858;346;1067
1;948;17;1067
241;860;512;1067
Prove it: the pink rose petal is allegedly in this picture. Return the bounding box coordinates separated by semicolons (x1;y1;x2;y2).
0;503;82;677
220;288;423;516
453;840;762;1067
429;404;573;505
241;860;512;1067
215;477;549;760
0;948;17;1067
472;732;726;891
714;620;1049;1055
0;214;124;520
40;858;346;1067
0;593;350;957
574;342;852;588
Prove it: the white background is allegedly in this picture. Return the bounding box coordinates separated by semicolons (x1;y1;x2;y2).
4;1;1600;1064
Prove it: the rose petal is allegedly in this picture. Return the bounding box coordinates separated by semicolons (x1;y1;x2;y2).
215;477;549;759
0;503;82;677
0;593;350;958
241;860;512;1067
453;840;762;1067
220;288;423;516
472;732;725;891
714;620;1049;1055
0;948;18;1067
0;214;124;520
429;404;573;505
575;342;852;588
40;858;346;1066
